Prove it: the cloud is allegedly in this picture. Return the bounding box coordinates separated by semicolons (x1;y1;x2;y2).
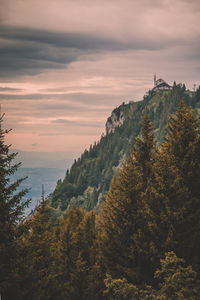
51;118;103;128
0;20;186;78
0;23;175;51
0;38;79;77
0;25;125;50
0;87;24;92
0;0;199;80
0;0;200;153
0;91;122;106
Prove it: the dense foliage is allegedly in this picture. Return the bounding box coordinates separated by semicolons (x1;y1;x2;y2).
50;84;200;212
0;115;30;299
98;102;200;298
2;92;200;299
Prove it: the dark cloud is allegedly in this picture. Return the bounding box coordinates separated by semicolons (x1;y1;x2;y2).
0;40;79;77
0;23;175;78
0;25;117;50
0;0;199;153
0;93;55;100
0;87;24;92
0;24;169;51
0;0;199;80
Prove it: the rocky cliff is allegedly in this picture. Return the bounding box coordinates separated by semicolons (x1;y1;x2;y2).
106;107;125;134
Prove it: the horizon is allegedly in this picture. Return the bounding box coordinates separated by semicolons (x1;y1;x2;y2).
11;148;77;169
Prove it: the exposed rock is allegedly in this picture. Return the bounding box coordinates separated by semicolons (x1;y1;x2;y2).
106;108;125;134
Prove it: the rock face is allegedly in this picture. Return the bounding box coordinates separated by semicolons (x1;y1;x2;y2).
106;107;125;134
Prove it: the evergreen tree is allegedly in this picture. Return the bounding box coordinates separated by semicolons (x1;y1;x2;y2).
155;252;200;299
103;252;200;300
20;201;53;300
104;274;140;300
0;114;29;299
104;274;157;300
51;208;98;300
153;101;200;269
50;86;200;213
99;115;157;284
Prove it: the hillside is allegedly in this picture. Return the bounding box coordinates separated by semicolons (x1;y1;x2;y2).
49;83;200;212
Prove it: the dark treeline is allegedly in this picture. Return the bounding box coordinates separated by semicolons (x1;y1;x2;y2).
1;101;200;299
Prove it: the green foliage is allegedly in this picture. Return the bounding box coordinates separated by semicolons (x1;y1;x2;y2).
13;201;54;300
99;101;200;296
152;102;200;269
69;186;99;211
50;85;200;213
103;252;200;300
155;252;200;299
104;275;157;300
0;115;30;299
14;206;101;300
104;274;141;300
3;96;200;299
49;207;99;300
99;115;157;284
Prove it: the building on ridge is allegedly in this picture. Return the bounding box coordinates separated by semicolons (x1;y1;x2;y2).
153;74;172;91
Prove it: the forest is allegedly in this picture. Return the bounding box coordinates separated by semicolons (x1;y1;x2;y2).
50;83;200;215
1;98;200;299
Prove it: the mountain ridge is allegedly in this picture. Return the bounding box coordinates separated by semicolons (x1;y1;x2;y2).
49;83;200;213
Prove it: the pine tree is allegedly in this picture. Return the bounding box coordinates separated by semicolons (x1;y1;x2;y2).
99;115;157;284
20;201;53;300
51;207;97;300
0;113;29;299
103;252;200;300
104;274;140;300
155;252;200;299
153;101;200;269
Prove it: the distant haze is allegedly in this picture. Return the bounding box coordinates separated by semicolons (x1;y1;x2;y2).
0;0;200;155
12;150;75;169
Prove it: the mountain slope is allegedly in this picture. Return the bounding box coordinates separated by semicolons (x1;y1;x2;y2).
49;83;200;212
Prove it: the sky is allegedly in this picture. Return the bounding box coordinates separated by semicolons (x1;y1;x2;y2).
0;0;200;165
